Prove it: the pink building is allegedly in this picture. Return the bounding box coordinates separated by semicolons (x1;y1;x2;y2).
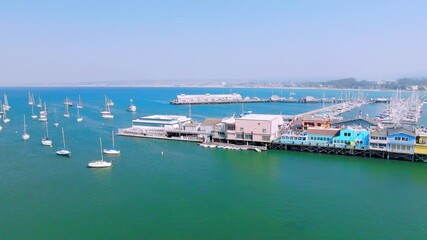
213;114;284;143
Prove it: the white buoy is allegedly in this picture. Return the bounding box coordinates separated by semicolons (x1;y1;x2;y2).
161;151;163;155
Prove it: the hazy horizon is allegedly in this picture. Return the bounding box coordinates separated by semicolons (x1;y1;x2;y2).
1;0;427;86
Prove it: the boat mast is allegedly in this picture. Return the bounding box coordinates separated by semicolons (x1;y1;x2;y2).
62;128;66;148
23;115;27;134
112;131;115;147
99;137;104;161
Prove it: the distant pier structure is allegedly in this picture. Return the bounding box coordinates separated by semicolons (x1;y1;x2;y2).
170;93;364;105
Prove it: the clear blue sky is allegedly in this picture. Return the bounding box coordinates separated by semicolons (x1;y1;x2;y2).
1;0;426;85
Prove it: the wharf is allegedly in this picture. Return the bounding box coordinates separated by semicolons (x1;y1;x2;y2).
200;142;267;151
270;142;427;163
171;98;349;105
117;128;204;143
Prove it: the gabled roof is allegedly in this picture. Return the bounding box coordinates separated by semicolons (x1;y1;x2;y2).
201;118;222;126
370;127;387;136
331;117;378;126
307;128;340;136
387;127;416;137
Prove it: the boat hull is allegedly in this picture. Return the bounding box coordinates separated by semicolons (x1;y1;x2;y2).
87;161;112;168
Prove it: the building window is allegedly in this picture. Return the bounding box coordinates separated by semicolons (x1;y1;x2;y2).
240;127;244;131
262;136;270;141
262;129;267;133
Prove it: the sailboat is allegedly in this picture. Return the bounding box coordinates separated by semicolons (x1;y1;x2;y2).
3;94;11;111
87;138;112;168
2;104;10;123
77;95;83;109
31;105;38;119
103;131;120;154
56;128;71;157
22;115;30;140
36;95;42;108
63;103;70;118
76;107;83;122
64;97;73;106
41;121;53;146
28;92;34;105
53;109;59;127
39;102;48;122
105;95;114;106
127;99;137;112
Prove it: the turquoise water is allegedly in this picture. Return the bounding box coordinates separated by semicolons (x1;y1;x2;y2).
1;87;426;239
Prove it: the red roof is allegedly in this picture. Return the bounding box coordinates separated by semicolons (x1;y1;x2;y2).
307;128;340;136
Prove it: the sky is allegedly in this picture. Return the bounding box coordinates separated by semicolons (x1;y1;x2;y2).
0;0;426;85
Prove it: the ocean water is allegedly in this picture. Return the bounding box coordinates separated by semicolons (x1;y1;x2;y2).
1;87;426;239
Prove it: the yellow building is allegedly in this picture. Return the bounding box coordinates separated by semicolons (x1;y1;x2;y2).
414;132;427;154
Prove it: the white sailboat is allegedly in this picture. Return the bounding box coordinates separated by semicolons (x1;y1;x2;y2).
76;107;83;122
3;94;11;111
127;99;137;112
77;95;83;109
105;95;114;106
31;105;38;119
41;121;53;146
101;104;114;119
39;102;48;122
36;95;42;108
56;128;71;157
88;138;112;168
2;104;10;123
63;103;70;118
28;92;34;105
53;109;59;127
64;97;73;106
103;131;120;155
22;115;30;140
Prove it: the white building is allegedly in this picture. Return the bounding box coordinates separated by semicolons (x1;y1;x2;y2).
173;93;243;104
132;115;191;131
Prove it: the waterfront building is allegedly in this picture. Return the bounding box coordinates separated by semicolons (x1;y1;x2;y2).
199;118;222;134
369;127;388;151
131;115;192;130
414;130;427;154
306;128;340;145
212;114;284;144
278;130;308;144
301;115;331;130
332;127;370;149
386;127;416;154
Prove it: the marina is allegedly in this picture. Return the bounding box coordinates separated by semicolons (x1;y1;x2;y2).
1;87;427;240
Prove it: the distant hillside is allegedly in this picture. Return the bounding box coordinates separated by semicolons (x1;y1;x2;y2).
301;77;427;90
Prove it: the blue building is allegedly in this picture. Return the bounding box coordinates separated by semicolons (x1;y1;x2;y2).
278;131;308;144
386;127;416;154
332;127;370;149
306;128;340;146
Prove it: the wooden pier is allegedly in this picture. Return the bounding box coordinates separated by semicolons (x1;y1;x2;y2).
270;142;427;163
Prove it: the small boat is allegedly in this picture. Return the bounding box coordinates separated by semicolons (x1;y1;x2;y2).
31;105;38;119
127;99;137;112
76;107;83;122
101;105;114;119
53;109;59;127
2;104;10;123
38;103;48;122
199;143;209;148
88;138;112;168
22;115;30;140
3;94;11;111
28;92;34;105
103;131;120;154
36;95;42;108
56;128;71;157
64;97;73;106
254;148;261;152
63;103;70;118
41;121;53;146
77;95;83;109
208;145;216;148
105;95;114;106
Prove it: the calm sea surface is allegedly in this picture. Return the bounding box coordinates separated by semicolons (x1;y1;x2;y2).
1;87;426;239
